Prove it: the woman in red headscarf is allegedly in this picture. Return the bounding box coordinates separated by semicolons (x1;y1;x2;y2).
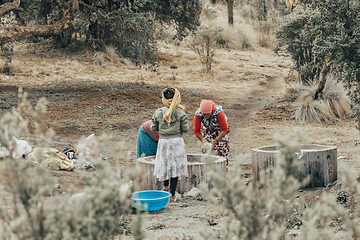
193;100;230;165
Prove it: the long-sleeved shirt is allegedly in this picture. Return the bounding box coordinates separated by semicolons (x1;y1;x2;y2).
193;103;229;136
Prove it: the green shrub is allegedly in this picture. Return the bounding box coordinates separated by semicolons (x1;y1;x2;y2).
3;0;202;66
188;25;221;73
275;0;360;128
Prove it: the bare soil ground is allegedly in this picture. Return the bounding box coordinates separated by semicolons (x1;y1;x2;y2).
1;33;360;238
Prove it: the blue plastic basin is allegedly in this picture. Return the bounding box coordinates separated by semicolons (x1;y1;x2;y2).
131;190;171;211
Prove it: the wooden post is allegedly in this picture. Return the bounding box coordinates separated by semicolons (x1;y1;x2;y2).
252;144;337;188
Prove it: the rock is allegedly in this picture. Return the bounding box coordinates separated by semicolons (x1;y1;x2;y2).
185;188;201;198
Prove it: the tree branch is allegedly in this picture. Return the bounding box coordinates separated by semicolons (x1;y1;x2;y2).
0;18;72;44
314;53;334;100
0;0;23;17
0;0;79;44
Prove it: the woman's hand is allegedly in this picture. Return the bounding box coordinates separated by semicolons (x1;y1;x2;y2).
202;142;212;153
210;139;218;150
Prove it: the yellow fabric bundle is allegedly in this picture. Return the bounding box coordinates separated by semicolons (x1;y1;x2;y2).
162;88;186;124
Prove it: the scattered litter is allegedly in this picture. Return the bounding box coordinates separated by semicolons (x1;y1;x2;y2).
71;192;87;201
63;147;77;160
10;136;32;158
119;180;133;201
27;147;74;171
0;146;10;158
75;133;99;169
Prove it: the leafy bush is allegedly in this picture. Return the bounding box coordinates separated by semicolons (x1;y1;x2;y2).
4;0;201;65
274;5;322;86
188;25;221;73
275;0;360;128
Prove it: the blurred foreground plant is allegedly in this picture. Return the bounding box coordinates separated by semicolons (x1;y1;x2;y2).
202;132;360;239
0;90;140;239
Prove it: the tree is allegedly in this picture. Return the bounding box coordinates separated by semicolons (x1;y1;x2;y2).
226;0;234;25
0;0;79;43
0;0;202;64
275;0;360;126
314;53;333;100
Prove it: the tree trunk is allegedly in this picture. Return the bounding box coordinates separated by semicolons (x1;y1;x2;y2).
0;0;78;44
314;53;333;100
0;0;22;16
227;0;234;26
0;18;73;44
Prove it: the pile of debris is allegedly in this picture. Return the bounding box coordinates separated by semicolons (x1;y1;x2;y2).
0;133;105;171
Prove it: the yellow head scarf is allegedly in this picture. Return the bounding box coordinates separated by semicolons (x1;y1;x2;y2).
162;87;186;124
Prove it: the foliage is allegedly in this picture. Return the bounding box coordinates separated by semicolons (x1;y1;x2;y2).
202;132;360;239
0;92;139;239
274;5;322;85
300;165;360;239
0;42;14;74
188;25;220;73
234;0;286;49
274;0;360;128
188;1;254;72
1;0;201;65
238;0;287;22
292;74;351;123
202;134;306;239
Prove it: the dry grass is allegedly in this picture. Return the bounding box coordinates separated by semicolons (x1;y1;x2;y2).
237;4;258;24
0;60;22;75
322;74;351;118
255;18;275;48
257;27;274;48
293;75;351;123
201;1;218;21
284;70;301;89
293;87;333;123
105;45;120;62
93;45;130;66
217;22;252;50
198;17;252;51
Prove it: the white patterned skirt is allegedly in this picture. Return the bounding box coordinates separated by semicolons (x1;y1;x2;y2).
154;137;188;181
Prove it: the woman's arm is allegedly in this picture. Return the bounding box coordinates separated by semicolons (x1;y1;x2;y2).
217;111;228;133
180;113;189;133
150;110;160;132
193;115;202;136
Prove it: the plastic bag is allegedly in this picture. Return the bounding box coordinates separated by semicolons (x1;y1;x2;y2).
10;136;32;158
76;133;99;169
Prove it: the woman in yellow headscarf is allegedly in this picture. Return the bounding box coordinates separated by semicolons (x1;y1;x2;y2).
151;87;189;201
